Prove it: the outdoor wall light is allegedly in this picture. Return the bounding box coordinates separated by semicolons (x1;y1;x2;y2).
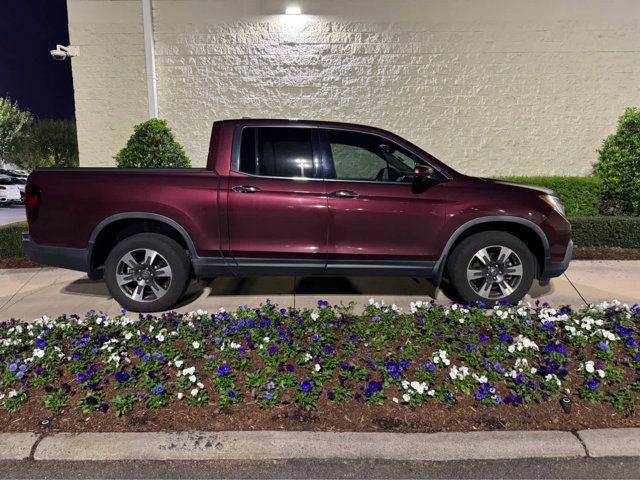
285;5;302;14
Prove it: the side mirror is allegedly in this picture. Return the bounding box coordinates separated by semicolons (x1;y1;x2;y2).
413;165;438;183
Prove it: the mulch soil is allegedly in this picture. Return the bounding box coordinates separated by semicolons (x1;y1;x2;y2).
1;388;638;434
0;257;41;269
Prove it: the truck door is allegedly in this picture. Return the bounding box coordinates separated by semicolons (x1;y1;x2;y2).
226;126;329;275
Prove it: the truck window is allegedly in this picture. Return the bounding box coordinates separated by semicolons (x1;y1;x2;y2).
327;130;416;183
239;127;316;178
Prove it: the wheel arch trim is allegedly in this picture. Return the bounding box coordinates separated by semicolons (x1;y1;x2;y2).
88;212;198;261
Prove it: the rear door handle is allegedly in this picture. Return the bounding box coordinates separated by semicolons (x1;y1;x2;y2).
233;185;261;193
331;190;359;199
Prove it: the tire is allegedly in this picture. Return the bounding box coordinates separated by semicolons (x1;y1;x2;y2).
447;231;535;305
104;233;191;312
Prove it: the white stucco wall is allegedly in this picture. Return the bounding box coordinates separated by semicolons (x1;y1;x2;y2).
68;0;640;175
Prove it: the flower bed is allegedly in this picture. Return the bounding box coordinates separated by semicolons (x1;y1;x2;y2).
1;300;639;433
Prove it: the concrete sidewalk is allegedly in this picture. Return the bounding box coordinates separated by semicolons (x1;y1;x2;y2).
0;261;637;321
2;429;639;461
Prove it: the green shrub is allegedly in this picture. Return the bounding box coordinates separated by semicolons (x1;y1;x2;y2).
0;221;27;258
570;216;640;248
594;107;640;215
495;177;602;217
115;119;191;168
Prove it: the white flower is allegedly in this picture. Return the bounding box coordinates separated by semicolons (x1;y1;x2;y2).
597;369;606;378
192;341;200;349
177;392;183;400
402;393;411;402
311;311;320;321
156;333;164;342
304;353;312;362
182;366;195;376
8;390;17;398
175;360;184;368
191;388;199;396
392;397;399;403
124;332;133;340
314;363;321;372
584;361;595;373
33;348;45;358
189;375;197;383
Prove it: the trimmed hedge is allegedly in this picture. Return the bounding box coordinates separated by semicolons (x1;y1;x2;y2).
0;221;26;258
495;177;602;217
570;216;640;248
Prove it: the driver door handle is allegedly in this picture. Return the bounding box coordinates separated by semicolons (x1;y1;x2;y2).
233;185;261;193
331;190;359;199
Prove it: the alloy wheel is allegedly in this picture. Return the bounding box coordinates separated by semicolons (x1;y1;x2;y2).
115;248;173;303
466;245;524;300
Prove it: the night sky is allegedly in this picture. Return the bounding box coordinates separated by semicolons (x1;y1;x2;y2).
0;0;75;119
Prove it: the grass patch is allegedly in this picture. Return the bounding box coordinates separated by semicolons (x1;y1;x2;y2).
0;221;26;258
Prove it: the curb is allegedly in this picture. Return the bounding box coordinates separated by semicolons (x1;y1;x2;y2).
1;429;638;462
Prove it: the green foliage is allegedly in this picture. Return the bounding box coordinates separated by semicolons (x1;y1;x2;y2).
495;177;602;216
115;119;191;168
43;388;69;412
570;216;640;248
113;393;137;417
0;96;32;161
594;107;640;215
13;119;79;170
0;222;26;258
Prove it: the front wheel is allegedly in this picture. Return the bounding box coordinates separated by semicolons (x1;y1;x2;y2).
104;233;190;312
447;231;535;305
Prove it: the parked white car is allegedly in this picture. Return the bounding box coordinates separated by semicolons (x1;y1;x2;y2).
0;175;21;205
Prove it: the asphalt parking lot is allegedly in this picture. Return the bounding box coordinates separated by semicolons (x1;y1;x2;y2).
0;204;25;226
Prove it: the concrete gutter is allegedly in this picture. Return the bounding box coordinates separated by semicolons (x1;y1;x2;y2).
0;429;638;462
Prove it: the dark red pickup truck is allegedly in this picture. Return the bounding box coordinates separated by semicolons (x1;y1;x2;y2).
24;119;572;311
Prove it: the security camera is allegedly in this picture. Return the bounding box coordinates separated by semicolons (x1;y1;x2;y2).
50;45;79;61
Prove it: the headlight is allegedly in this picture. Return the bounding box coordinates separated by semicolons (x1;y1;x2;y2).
539;194;565;216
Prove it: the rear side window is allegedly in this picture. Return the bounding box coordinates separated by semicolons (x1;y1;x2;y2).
239;127;317;178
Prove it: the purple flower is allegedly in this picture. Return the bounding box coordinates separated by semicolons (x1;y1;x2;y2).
227;391;236;398
99;403;109;413
115;371;129;383
300;381;313;393
327;390;336;400
426;362;436;372
9;363;17;372
475;391;485;400
598;342;608;351
217;365;231;376
35;338;46;348
16;371;24;379
85;396;98;405
372;316;381;322
152;384;165;394
265;392;273;400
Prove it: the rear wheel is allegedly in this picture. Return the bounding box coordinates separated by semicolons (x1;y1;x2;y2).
447;231;535;305
104;233;190;312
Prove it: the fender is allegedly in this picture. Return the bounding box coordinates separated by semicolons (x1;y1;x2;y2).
431;215;551;285
87;212;199;258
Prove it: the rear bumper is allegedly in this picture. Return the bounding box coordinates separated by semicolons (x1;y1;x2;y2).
23;234;89;272
541;240;573;280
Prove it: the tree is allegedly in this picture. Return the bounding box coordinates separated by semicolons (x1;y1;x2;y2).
115;119;191;168
594;107;640;215
13;119;79;170
0;96;32;162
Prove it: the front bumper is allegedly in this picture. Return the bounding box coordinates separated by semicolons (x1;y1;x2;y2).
23;234;89;272
541;240;573;280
